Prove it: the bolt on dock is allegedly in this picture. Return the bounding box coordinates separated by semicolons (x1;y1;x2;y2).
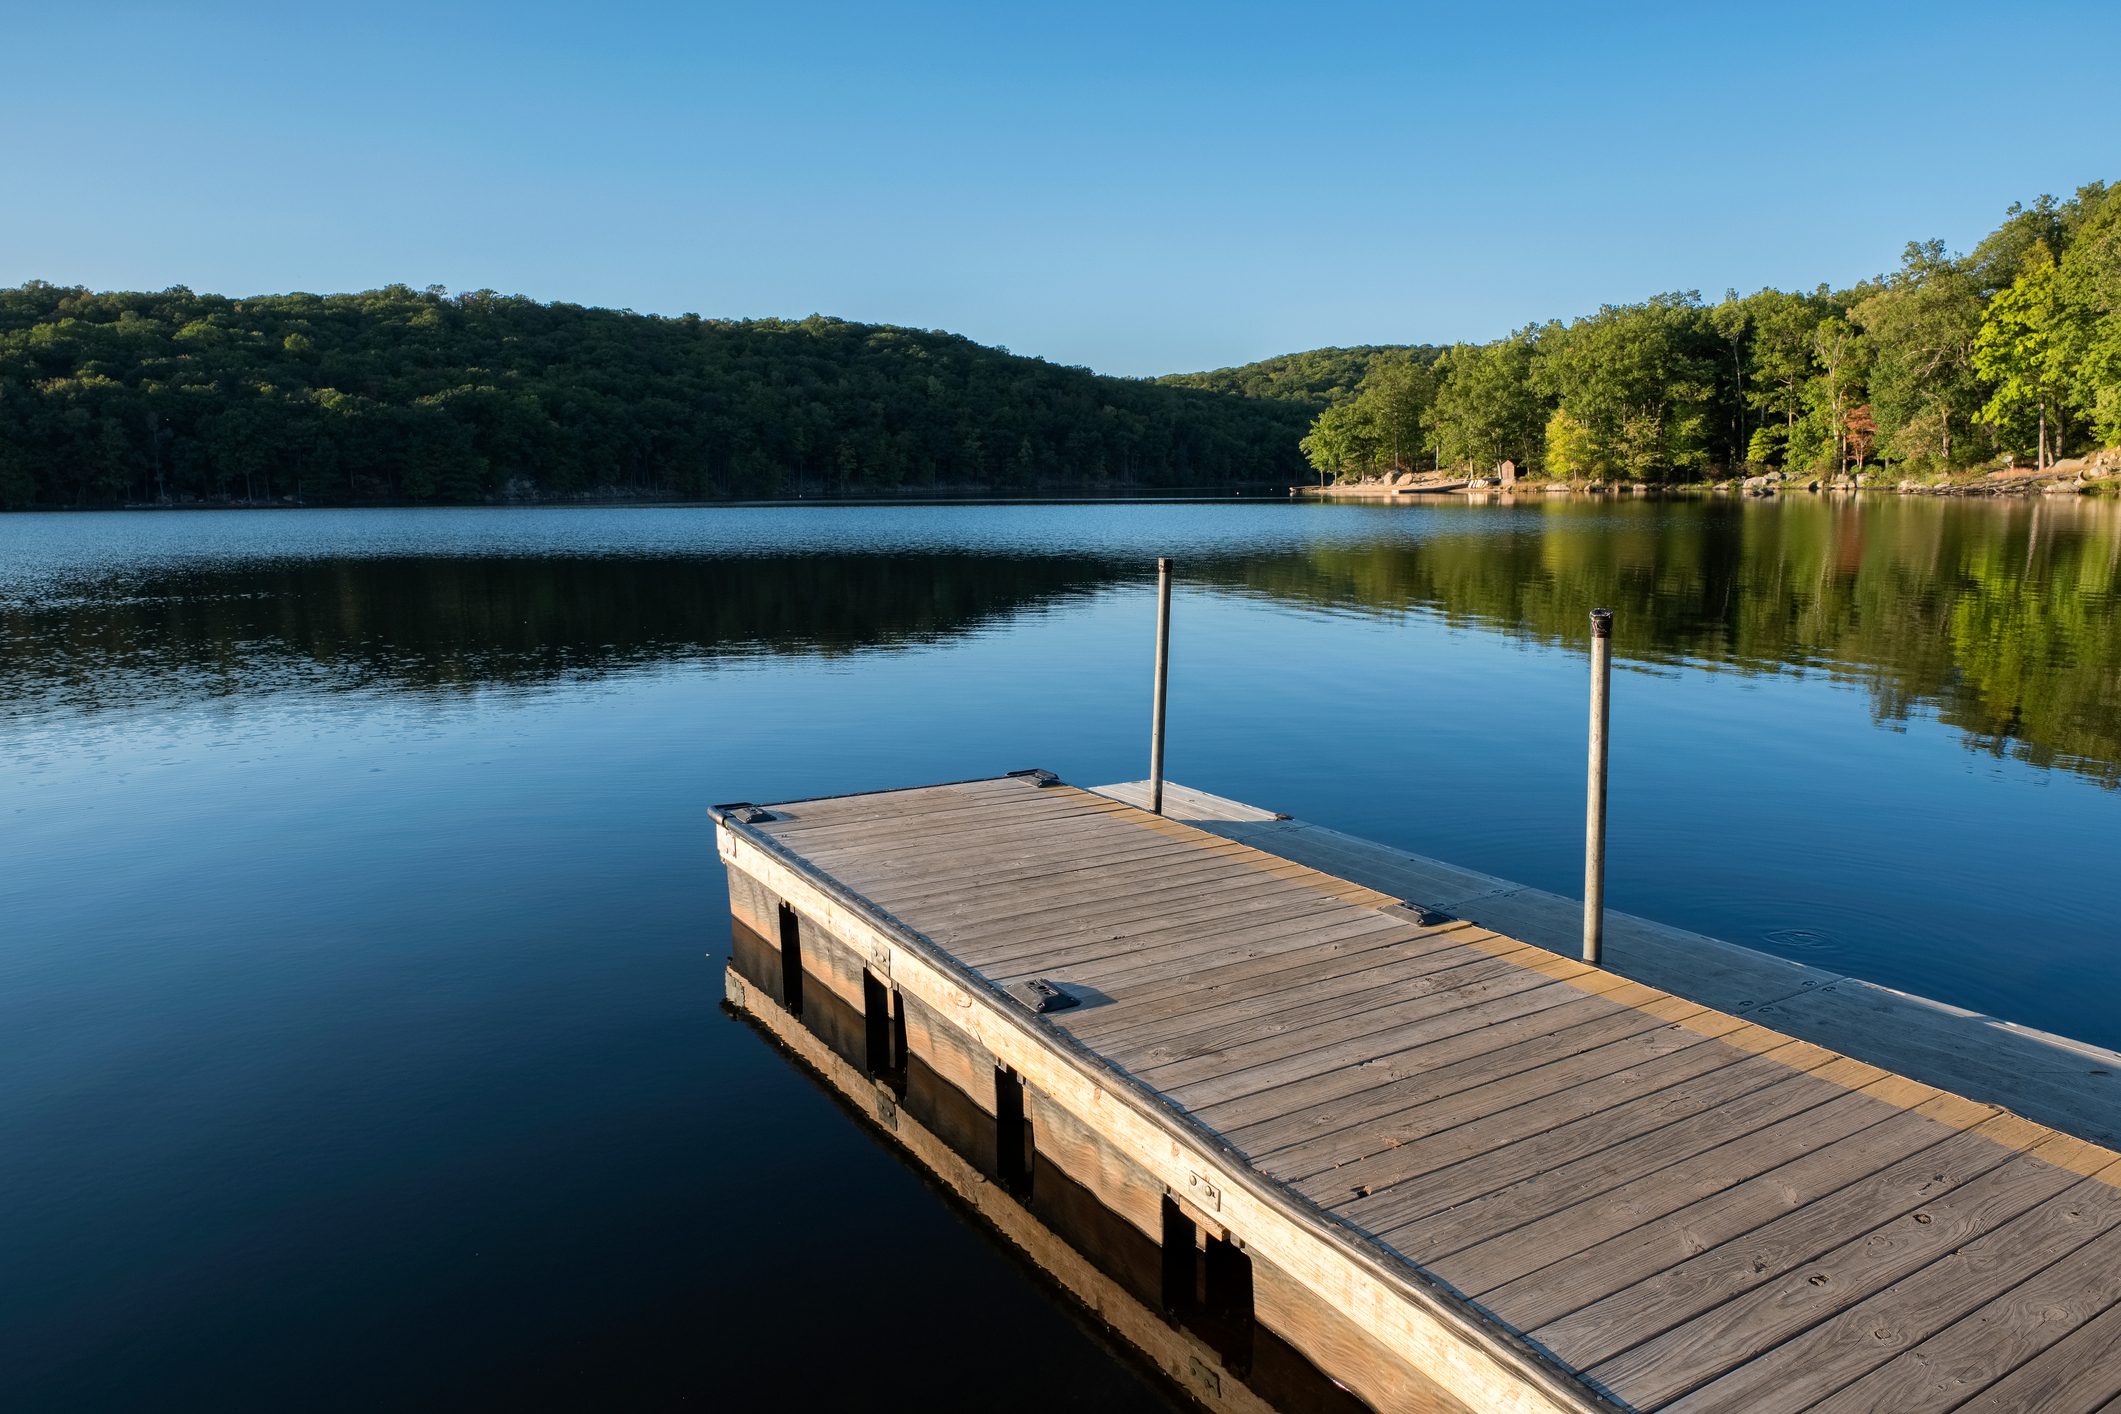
714;772;2121;1413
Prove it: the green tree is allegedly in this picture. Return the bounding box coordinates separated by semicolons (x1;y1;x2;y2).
1431;333;1546;472
1298;355;1436;481
1973;247;2076;467
1532;295;1717;480
1299;402;1366;482
1543;409;1602;480
1802;315;1868;476
1969;195;2068;293
2056;185;2121;443
1855;241;1986;470
1709;293;1750;468
1740;288;1835;464
1357;356;1437;472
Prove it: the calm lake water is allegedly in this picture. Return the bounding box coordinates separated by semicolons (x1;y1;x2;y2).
4;497;2119;1410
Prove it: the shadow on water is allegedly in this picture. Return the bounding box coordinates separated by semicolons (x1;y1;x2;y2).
6;496;2119;783
0;552;1120;704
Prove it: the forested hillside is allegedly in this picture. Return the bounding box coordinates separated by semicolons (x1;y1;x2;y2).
1295;181;2121;483
0;286;1311;507
10;179;2115;507
1157;345;1440;408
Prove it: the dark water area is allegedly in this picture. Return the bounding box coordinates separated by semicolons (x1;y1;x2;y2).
3;497;2118;1410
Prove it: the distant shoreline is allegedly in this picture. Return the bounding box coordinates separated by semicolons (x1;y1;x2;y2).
1299;461;2121;500
14;466;2121;513
4;484;1290;514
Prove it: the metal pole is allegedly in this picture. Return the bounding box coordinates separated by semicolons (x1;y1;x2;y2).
1149;557;1173;815
1583;608;1613;964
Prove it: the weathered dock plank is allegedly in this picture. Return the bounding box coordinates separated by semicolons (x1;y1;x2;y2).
1093;779;2121;1149
716;774;2121;1412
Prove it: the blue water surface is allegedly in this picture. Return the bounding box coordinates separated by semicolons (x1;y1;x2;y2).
3;498;2116;1409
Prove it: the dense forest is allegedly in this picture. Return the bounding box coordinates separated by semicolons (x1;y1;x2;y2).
0;286;1310;507
1156;345;1439;408
5;180;2115;506
1298;181;2121;483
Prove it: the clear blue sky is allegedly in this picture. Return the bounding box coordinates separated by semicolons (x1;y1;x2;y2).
7;1;2117;376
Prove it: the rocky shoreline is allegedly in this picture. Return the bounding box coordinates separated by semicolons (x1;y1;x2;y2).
1736;447;2120;497
1305;448;2121;499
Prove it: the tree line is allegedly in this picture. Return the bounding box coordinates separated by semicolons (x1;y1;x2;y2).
1294;181;2121;483
1156;344;1440;408
0;285;1312;508
9;180;2114;506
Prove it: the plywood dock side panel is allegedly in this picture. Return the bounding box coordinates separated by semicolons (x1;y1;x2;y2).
1251;1259;1476;1414
721;965;1285;1414
897;987;1002;1120
723;862;781;938
1028;1089;1166;1242
729;950;1479;1414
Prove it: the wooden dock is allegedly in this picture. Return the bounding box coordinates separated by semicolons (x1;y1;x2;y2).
714;772;2121;1413
1093;781;2121;1152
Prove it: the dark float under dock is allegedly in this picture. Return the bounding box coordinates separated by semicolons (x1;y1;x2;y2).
713;772;2121;1414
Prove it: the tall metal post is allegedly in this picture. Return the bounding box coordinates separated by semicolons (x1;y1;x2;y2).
1583;608;1614;964
1149;558;1173;815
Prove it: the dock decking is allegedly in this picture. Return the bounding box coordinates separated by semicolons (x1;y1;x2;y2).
714;773;2121;1413
1091;780;2121;1152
